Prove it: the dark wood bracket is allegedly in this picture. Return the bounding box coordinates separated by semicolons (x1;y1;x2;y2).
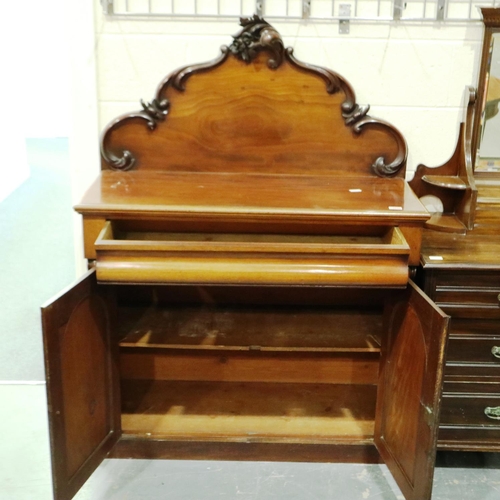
409;87;478;233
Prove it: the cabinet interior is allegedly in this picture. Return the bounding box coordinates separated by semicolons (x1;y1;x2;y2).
114;284;387;444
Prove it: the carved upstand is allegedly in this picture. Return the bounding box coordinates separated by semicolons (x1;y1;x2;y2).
42;17;449;500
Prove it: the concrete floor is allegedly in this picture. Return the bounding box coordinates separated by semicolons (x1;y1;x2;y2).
1;139;500;500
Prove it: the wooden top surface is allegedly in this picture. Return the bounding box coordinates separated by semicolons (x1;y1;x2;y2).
76;171;428;225
421;179;500;268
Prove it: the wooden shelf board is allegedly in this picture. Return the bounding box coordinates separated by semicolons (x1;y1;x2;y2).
121;380;376;442
118;306;383;352
424;213;467;234
422;175;467;190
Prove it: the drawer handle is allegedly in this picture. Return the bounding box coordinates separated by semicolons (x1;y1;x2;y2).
484;406;500;420
493;346;500;359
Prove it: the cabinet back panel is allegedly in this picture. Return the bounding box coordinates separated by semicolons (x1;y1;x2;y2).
119;350;379;385
120;380;376;442
117;305;383;351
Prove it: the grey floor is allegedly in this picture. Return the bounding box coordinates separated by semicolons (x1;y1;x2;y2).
1;139;500;500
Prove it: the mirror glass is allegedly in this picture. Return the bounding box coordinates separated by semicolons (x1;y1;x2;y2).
476;32;500;172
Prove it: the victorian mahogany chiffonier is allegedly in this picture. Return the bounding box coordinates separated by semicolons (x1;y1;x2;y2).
42;17;452;500
410;7;500;454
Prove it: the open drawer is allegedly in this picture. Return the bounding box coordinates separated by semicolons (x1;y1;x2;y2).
94;221;411;287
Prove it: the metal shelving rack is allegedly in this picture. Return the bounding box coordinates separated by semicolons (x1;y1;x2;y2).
100;0;499;22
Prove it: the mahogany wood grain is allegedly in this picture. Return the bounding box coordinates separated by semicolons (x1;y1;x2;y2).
438;428;500;451
77;171;427;225
374;281;449;500
103;54;402;177
447;337;500;364
82;216;106;260
440;393;500;427
445;364;500;379
449;317;500;336
41;270;120;500
119;350;379;385
443;380;500;394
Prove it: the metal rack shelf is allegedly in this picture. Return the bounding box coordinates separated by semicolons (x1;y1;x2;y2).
101;0;499;22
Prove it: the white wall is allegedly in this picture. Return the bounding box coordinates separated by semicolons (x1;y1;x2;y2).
0;1;72;201
68;2;102;275
92;1;484;177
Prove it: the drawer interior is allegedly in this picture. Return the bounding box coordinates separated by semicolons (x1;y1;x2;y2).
95;221;410;287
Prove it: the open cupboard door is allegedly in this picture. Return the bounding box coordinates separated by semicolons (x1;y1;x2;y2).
375;281;449;500
42;270;120;500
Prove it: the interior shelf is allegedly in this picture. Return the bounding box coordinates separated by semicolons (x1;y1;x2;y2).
121;380;377;443
118;305;383;352
425;213;467;234
422;175;468;190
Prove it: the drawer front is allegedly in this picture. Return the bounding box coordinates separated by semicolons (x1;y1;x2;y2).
445;363;500;379
438;426;500;449
432;271;500;290
95;222;410;287
439;381;500;449
443;380;500;395
447;337;500;364
435;289;500;308
440;393;500;427
449;318;500;336
428;270;500;317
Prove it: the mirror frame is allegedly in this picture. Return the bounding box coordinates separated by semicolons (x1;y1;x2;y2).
472;7;500;173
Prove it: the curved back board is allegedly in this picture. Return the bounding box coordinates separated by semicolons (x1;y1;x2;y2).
101;16;407;178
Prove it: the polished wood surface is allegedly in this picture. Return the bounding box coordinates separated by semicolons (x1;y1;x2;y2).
104;56;399;176
77;171;427;223
410;87;477;233
41;270;120;500
375;281;449;500
77;171;428;267
94;221;411;287
420;179;500;268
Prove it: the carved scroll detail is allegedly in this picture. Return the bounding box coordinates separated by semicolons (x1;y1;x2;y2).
229;15;284;69
352;117;408;177
140;98;170;129
101;49;230;170
100;99;169;171
343;104;370;126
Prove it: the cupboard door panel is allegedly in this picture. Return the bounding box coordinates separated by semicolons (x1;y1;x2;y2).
375;281;449;500
41;270;120;500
